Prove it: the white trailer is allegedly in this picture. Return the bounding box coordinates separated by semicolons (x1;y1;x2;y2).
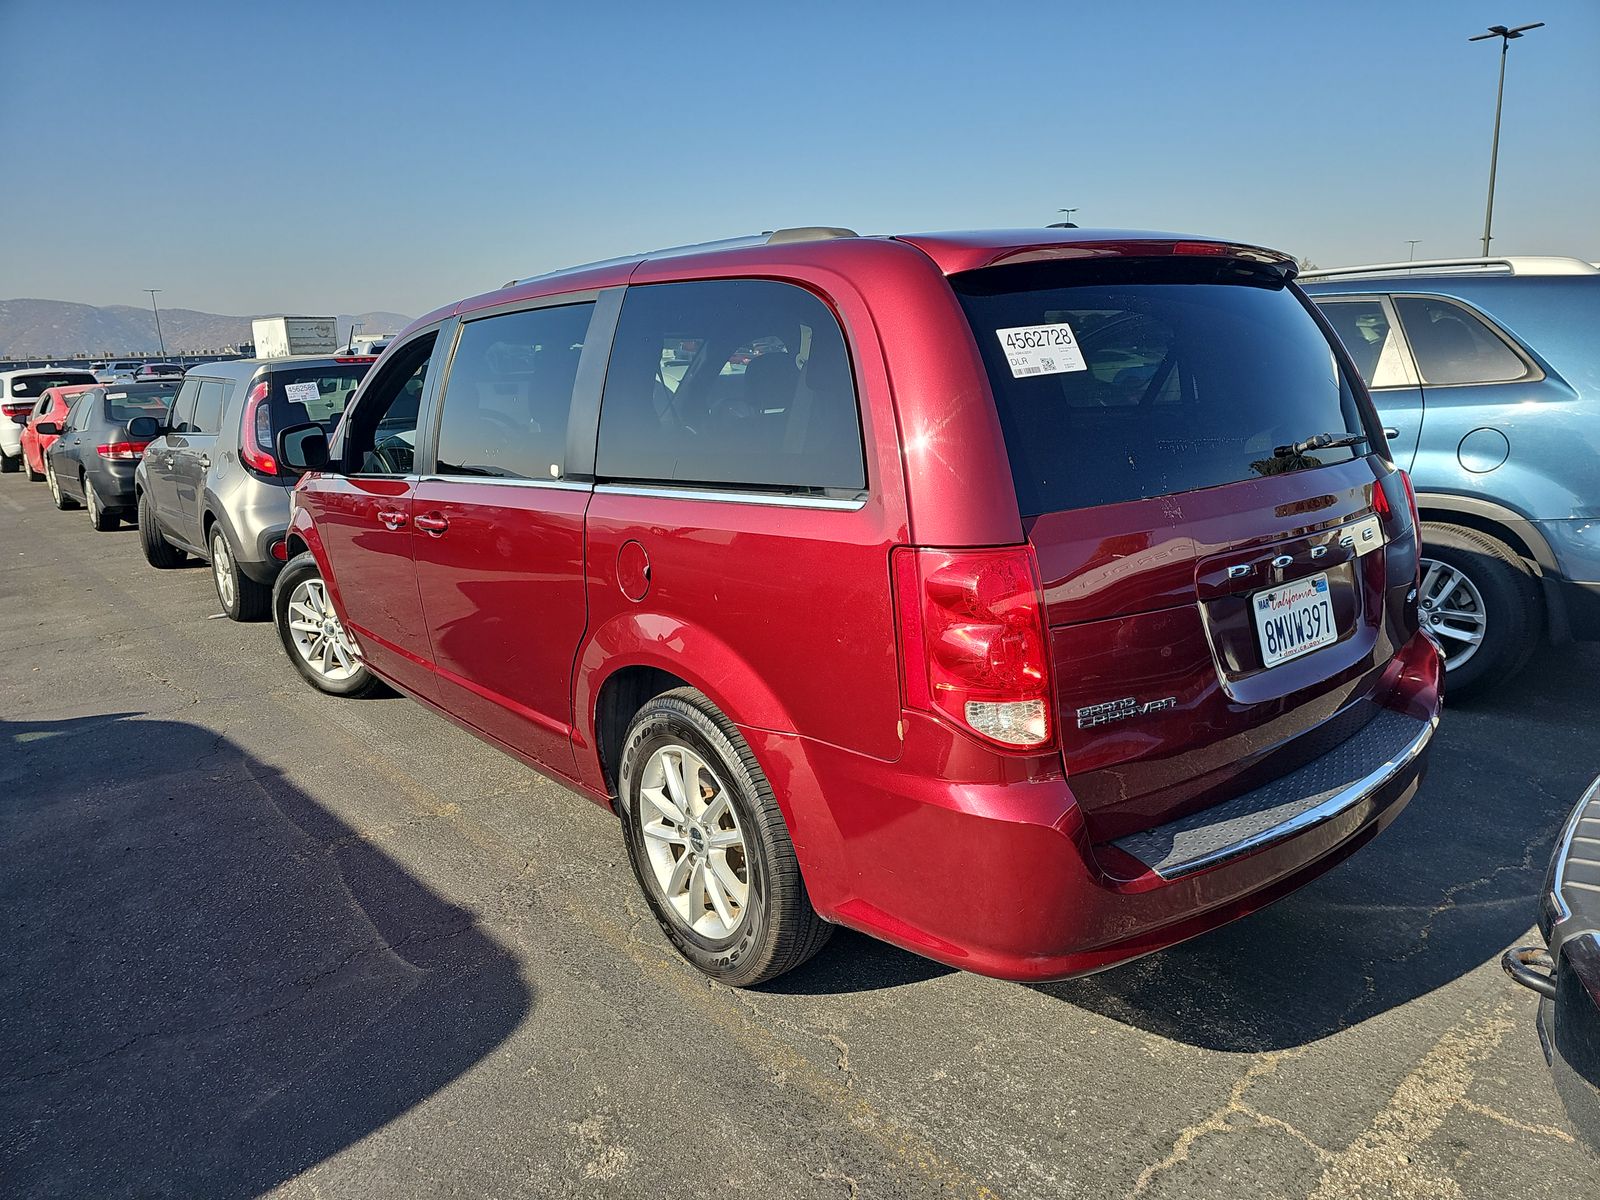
251;316;337;358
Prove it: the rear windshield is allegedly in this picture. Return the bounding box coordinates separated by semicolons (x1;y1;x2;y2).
10;372;96;398
270;363;372;432
104;385;179;420
952;259;1368;516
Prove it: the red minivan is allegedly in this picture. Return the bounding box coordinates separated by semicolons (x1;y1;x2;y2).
272;228;1442;986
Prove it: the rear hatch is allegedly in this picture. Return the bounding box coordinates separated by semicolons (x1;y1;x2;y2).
952;251;1415;846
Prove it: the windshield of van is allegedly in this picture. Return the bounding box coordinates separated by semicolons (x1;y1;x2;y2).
952;258;1368;517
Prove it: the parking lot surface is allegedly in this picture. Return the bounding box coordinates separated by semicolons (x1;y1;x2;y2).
3;479;1595;1199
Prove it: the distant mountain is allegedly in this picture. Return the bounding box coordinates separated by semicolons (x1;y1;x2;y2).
0;299;413;357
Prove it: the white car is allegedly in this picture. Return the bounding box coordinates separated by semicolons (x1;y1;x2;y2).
94;360;145;383
0;367;99;472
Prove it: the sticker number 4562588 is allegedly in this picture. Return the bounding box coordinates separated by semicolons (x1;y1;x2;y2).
996;323;1088;378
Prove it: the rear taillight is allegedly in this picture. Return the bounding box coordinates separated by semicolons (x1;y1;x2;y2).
892;546;1053;749
240;380;277;476
1400;469;1420;530
97;441;149;460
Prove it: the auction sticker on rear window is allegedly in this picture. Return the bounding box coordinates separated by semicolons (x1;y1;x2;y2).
996;323;1088;378
284;381;321;405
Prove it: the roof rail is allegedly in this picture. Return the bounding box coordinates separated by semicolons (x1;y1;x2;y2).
1300;256;1600;282
506;227;859;288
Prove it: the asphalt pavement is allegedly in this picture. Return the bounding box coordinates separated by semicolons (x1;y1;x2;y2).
2;476;1595;1199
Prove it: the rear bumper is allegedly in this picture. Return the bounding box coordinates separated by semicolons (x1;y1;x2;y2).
88;460;140;511
762;631;1442;982
0;423;22;457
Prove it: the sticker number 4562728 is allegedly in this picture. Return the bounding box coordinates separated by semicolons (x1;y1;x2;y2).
996;323;1088;378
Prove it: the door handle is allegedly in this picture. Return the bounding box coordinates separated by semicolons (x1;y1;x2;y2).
199;455;211;469
414;512;449;536
1383;427;1400;439
377;508;409;529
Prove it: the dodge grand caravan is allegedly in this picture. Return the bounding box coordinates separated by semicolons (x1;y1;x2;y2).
271;228;1443;986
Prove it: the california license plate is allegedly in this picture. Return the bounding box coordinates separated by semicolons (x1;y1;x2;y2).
1253;572;1338;667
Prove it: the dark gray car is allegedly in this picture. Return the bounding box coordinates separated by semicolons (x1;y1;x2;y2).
40;383;180;530
135;355;374;619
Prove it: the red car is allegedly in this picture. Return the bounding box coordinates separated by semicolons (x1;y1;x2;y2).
21;384;103;482
270;227;1443;987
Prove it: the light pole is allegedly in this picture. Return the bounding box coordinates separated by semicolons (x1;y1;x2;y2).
1406;239;1421;261
1470;22;1544;257
1052;207;1080;229
144;288;167;357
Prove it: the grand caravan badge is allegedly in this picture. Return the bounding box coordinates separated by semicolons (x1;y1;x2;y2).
1076;695;1178;730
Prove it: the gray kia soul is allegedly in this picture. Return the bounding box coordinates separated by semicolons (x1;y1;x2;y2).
135;355;374;619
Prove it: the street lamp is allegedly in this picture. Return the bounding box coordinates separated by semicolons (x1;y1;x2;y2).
1406;239;1421;261
144;288;167;357
1469;21;1544;257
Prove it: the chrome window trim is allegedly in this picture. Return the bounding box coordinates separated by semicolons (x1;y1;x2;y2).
1548;773;1600;926
594;482;866;511
418;474;593;492
1152;711;1439;881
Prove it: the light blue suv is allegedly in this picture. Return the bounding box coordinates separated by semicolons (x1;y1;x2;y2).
1302;257;1600;698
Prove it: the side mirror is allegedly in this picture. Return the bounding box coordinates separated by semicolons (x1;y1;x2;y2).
35;421;60;436
126;416;162;440
277;422;331;474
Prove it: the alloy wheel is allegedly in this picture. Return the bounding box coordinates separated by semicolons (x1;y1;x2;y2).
211;532;236;611
1419;556;1488;671
86;479;101;523
284;577;362;681
637;743;751;939
47;460;61;505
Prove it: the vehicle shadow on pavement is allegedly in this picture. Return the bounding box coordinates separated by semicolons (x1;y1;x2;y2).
0;712;531;1197
1037;645;1599;1051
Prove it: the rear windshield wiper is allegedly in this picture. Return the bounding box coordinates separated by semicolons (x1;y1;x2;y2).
1273;432;1368;458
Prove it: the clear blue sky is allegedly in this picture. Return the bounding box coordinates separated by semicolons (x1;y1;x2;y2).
3;0;1596;319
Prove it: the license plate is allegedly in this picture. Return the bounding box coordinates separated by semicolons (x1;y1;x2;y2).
1253;572;1338;667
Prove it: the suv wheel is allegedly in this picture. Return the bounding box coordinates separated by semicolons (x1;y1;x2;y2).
46;458;78;510
0;451;17;474
618;688;832;986
85;475;118;531
138;493;186;567
1419;522;1542;700
209;525;270;621
272;551;382;696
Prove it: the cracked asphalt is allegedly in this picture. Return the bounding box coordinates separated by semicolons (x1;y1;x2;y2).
2;477;1596;1199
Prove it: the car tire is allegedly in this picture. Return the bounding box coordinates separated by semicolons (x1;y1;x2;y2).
138;493;186;567
0;451;17;474
46;458;78;510
272;551;383;697
618;687;832;987
209;525;270;621
24;454;43;482
1419;522;1543;701
85;475;118;531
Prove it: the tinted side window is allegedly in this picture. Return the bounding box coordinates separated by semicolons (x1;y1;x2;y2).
68;395;96;430
1393;296;1530;386
192;380;227;433
1315;298;1415;389
436;302;593;480
344;333;436;476
596;280;865;492
169;379;201;432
